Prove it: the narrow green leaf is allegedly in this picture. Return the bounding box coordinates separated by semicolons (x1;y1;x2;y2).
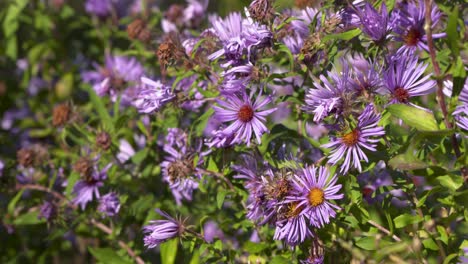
160;238;178;264
65;172;80;198
386;104;439;131
86;86;114;131
394;214;423;228
216;190;227;209
13;211;45;225
8;189;24;215
322;28;361;41
446;7;459;56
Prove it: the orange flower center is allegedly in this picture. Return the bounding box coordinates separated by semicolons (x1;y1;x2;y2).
394;87;409;103
238;105;254;122
286;202;303;218
403;28;422;46
308;188;325;207
341;129;360;146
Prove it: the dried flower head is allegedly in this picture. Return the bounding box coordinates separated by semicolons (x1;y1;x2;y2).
17;148;35;167
52;103;71;127
96;132;112;151
127;19;151;42
248;0;274;23
73;157;94;179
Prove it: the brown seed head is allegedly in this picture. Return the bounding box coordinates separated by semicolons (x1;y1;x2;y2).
52;103;71;127
248;0;273;23
17;148;35;167
74;157;94;180
96;132;112;151
167;159;194;183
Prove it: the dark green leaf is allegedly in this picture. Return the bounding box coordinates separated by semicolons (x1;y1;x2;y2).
88;247;132;264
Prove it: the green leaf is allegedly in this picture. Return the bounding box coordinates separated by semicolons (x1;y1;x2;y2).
386;104;439;131
436;225;448;245
216;190;227;209
436;175;463;191
65;172;80;198
244;241;269;254
88;247;132;264
422;238;438;251
446;7;459;56
355;237;377;250
160;238;178;264
8;189;24;215
388;153;428;170
86;86;114;131
322;28;361;41
394;214;423;228
193;108;214;137
13;211;45;225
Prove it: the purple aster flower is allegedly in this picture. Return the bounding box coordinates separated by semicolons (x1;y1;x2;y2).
38;201;57;221
355;2;391;43
72;163;112;210
184;0;209;28
133;77;175;114
143;209;185;249
212;90;276;146
347;53;384;96
98;192;121;217
285;166;343;228
220;63;256;94
459;248;468;263
301;255;324;264
322;104;385;173
161;129;202;205
391;0;444;54
208;12;272;67
383;53;436;104
303;62;352;122
454;84;468;130
273;209;313;246
82;55;145;105
203;221;225;243
85;0;112;17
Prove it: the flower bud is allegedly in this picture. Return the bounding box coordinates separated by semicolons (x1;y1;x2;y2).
52;103;71;127
96;132;112;151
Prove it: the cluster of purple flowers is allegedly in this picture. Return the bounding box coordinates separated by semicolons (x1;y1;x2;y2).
233;155;343;247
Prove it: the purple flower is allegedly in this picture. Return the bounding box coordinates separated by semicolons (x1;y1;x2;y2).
301;255;325;264
161;129;202;205
355;3;391;43
38;201;56;221
85;0;112;17
184;0;209;28
208;12;272;67
143;209;185;249
72;163;112;210
82;55;145;105
391;0;444;54
203;221;225;243
303;63;352;122
220;63;255;94
212;90;276;146
285;166;343;228
383;53;436;104
322;104;385;173
454;84;468;130
133;77;175;114
274;210;313;246
98;192;121;217
347;53;384;96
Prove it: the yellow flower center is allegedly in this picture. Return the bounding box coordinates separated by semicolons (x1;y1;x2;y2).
308;188;325;207
341;129;360;147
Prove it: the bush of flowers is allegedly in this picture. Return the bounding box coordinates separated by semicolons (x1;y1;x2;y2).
0;0;467;263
